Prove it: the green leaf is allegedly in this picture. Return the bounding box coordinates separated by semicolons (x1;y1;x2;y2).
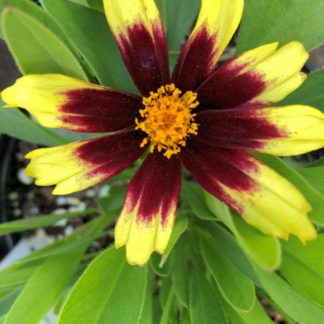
17;216;109;264
0;289;20;319
58;247;147;324
253;153;324;226
0;209;97;237
41;0;136;91
280;236;324;307
189;261;228;324
0;0;71;44
0;108;66;146
205;223;260;286
222;299;273;324
280;70;324;112
5;252;81;324
2;7;86;79
96;185;126;214
139;277;153;324
162;215;188;262
169;51;179;71
171;238;190;308
254;266;324;324
159;286;175;324
233;216;282;271
68;0;103;12
184;184;216;221
297;166;324;196
150;250;175;277
205;193;281;271
0;261;42;290
156;0;200;52
199;233;256;312
237;0;324;53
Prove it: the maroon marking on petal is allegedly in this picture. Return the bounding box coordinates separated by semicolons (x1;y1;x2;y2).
61;88;141;132
76;130;145;180
172;26;217;92
117;22;170;95
181;140;258;213
196;58;268;109
124;153;181;225
195;108;285;151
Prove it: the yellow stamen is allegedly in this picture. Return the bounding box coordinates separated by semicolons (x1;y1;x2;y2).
136;84;199;159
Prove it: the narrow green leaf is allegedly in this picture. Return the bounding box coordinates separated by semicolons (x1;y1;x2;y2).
184;184;216;221
58;247;147;324
139;276;153;324
205;223;260;286
0;209;98;237
2;7;86;79
171;238;190;308
162;215;188;261
0;261;42;290
69;0;103;11
0;289;21;319
237;0;324;53
222;298;273;324
0;289;16;301
189;261;228;324
232;216;282;271
0;108;66;146
0;0;71;44
169;51;179;71
96;186;126;214
159;287;175;324
280;236;324;307
200;233;256;312
17;216;109;264
280;70;324;112
254;266;324;324
156;0;200;52
5;252;81;324
41;0;136;91
297;166;324;196
205;193;281;271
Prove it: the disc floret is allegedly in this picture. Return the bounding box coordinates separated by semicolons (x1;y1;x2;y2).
136;84;199;158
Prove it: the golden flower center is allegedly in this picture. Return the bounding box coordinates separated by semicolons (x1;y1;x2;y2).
136;84;199;159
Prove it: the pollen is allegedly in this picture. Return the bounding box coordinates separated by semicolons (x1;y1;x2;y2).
136;84;199;159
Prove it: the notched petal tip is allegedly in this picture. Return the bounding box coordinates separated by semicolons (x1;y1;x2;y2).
24;132;145;195
115;154;181;266
197;40;310;109
115;210;175;267
183;143;317;246
1;74;140;133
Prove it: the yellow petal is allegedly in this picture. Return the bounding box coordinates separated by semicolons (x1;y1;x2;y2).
115;202;176;266
259;105;324;156
25;132;145;195
193;0;244;66
114;154;181;266
221;159;316;242
103;0;160;36
250;41;309;105
25;143;100;195
1;74;102;129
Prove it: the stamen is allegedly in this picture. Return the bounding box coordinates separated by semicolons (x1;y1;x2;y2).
136;84;199;158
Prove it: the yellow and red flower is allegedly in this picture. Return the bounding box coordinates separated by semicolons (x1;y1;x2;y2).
2;0;324;265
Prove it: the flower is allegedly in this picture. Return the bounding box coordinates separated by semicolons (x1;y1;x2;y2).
2;0;324;266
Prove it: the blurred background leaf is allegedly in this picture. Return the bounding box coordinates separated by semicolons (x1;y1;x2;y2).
237;0;324;53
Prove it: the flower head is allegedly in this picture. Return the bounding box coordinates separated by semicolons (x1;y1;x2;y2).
2;0;324;265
